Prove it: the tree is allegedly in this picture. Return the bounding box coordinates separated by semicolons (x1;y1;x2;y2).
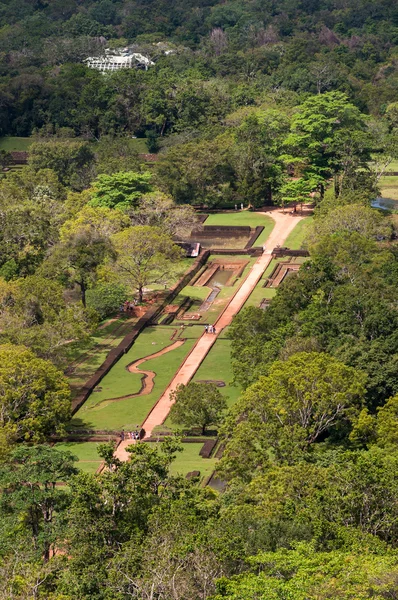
29;140;95;189
44;229;115;307
86;282;129;319
170;382;227;435
0;445;77;562
130;192;200;238
307;203;392;246
283;92;369;196
221;352;366;472
111;225;183;303
60;205;130;241
94;136;142;175
0;275;96;364
375;395;398;447
0;344;71;443
89;171;152;211
213;543;398;600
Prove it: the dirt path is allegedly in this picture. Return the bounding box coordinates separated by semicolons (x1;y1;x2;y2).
115;209;306;461
88;340;185;410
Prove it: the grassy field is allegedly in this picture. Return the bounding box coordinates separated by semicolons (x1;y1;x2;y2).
54;441;103;474
168;443;218;479
159;333;242;433
66;316;140;393
379;176;398;200
0;137;32;152
203;211;275;247
283;217;312;249
71;325;203;431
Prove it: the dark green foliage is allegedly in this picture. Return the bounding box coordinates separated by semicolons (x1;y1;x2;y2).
86;282;129;319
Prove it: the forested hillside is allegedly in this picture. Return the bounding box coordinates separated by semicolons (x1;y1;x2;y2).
0;0;398;137
1;1;398;599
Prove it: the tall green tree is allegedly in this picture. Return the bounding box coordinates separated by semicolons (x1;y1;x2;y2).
0;445;77;562
170;382;227;435
89;171;152;211
111;225;183;302
0;344;71;443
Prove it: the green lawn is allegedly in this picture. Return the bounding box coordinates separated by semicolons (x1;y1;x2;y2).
283;217;312;249
66;316;139;393
160;334;242;433
0;136;32;152
193;337;241;406
379;176;398;200
71;325;203;431
167;443;218;479
54;442;102;474
204;211;275;246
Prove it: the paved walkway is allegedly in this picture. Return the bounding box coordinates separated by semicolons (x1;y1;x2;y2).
115;209;304;461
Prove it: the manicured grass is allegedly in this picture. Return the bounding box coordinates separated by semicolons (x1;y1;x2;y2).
193;338;241;406
199;237;249;249
379;176;398;200
71;325;203;431
0;136;32;152
244;285;276;308
167;443;218;479
66;316;139;392
54;442;102;474
203;211;275;247
283;217;313;249
161;335;242;432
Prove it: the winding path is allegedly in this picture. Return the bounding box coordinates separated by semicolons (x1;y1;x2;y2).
89;340;185;409
115;208;306;461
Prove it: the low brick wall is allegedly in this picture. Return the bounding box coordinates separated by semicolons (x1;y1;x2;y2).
71;250;210;415
192;225;251;238
272;247;310;258
212;248;262;256
244;226;264;249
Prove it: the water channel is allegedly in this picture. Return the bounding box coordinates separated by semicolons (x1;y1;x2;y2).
205;268;234;288
372;197;398;210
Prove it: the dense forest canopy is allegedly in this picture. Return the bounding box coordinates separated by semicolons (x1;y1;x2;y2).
0;0;397;137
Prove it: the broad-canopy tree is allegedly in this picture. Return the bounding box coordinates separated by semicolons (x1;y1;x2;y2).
29;139;95;189
0;445;78;562
130;192;200;238
0;275;95;363
283;91;369;196
111;225;183;303
221;352;366;474
170;382;227;434
44;229;115;307
0;344;71;443
89;171;152;211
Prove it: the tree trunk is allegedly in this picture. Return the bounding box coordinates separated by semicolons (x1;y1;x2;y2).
202;424;206;435
80;279;87;308
138;286;143;303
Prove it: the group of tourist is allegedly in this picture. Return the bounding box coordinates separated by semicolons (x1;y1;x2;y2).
119;300;138;313
121;429;140;441
204;324;217;334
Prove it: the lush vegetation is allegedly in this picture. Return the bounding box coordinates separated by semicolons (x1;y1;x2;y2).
1;1;398;598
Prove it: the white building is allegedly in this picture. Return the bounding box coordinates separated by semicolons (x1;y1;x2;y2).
85;50;155;72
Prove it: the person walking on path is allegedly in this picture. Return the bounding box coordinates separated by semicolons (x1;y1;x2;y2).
204;324;208;333
212;325;216;335
121;430;125;441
